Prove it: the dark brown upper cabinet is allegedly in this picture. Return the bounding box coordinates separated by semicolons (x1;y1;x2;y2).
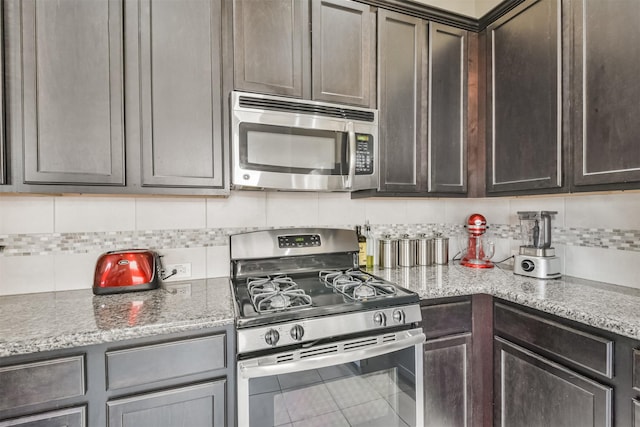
311;0;375;107
377;9;427;193
428;23;468;194
0;4;5;186
571;0;640;190
233;0;375;107
4;0;229;195
233;0;307;98
377;11;468;195
12;0;126;187
131;0;226;190
486;0;565;195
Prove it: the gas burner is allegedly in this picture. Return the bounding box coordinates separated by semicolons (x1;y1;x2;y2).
248;275;297;295
268;294;291;309
319;270;397;301
353;284;376;299
247;275;312;313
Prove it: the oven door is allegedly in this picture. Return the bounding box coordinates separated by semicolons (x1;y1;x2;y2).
237;328;425;427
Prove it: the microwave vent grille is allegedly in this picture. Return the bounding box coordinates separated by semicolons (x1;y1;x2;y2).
239;96;375;123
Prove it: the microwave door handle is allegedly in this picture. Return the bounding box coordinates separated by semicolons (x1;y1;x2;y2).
346;121;356;189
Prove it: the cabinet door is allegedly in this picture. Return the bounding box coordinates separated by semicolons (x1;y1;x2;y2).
0;4;5;186
495;337;612;427
424;334;472;427
378;10;426;192
486;0;562;194
572;0;640;188
20;0;125;186
233;0;309;98
136;0;224;188
428;23;467;193
0;406;85;427
311;0;373;107
107;380;226;427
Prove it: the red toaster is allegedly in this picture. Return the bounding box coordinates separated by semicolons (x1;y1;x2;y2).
93;249;162;295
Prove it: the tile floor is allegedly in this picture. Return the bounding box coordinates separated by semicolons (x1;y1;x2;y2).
248;363;416;427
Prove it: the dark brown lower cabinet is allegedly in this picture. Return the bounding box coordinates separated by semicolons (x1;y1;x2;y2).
0;406;85;427
107;380;225;427
424;333;472;427
0;327;234;427
495;336;613;427
421;297;473;427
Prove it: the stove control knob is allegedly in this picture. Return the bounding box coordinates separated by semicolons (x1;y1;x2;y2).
392;309;405;324
290;325;305;341
521;259;535;272
373;311;386;326
264;329;280;346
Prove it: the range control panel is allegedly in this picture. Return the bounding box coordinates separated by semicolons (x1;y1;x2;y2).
355;134;374;175
278;234;321;248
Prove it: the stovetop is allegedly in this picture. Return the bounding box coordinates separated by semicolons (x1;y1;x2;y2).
232;268;419;328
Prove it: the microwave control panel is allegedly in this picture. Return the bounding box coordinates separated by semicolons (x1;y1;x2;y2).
355;134;374;175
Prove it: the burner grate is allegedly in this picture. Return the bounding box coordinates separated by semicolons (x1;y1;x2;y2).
247;275;312;313
319;269;397;301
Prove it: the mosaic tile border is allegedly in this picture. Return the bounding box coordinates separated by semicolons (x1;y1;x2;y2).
1;224;639;257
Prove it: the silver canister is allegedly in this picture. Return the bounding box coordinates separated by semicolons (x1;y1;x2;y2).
434;234;449;265
416;234;435;266
378;235;398;269
398;234;416;267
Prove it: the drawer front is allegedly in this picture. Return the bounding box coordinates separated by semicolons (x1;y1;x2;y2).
0;406;86;427
634;349;640;392
0;355;85;411
107;380;226;427
421;300;472;339
107;334;226;390
495;303;613;378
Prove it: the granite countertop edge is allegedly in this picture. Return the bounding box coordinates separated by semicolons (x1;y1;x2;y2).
0;317;235;358
2;266;640;358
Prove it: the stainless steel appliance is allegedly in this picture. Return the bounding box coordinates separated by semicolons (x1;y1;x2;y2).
514;211;562;279
230;228;425;427
231;91;379;191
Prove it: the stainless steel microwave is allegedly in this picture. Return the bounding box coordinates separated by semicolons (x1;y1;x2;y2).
231;91;379;192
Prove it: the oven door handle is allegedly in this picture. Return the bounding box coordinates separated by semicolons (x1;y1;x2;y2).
345;121;356;190
238;329;426;379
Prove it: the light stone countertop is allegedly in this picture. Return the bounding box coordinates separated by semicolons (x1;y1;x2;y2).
2;264;640;358
0;277;236;357
374;263;640;340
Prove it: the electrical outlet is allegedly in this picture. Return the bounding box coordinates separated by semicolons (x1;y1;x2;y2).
165;263;192;280
165;283;191;296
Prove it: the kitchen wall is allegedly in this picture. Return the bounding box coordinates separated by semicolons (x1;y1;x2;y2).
1;191;639;295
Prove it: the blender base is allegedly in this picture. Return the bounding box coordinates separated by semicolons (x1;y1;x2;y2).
514;254;561;279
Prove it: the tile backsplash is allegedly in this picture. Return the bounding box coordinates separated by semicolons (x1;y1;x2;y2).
1;191;639;295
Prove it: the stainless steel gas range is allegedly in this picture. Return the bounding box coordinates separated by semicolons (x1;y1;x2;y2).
230;228;425;427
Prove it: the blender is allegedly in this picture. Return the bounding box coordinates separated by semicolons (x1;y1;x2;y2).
514;211;561;279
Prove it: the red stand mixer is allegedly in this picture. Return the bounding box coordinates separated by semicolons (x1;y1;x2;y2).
460;213;495;269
